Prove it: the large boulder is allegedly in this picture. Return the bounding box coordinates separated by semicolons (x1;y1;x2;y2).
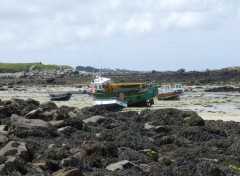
10;114;51;129
39;101;58;111
180;126;227;141
140;109;205;127
26;109;69;121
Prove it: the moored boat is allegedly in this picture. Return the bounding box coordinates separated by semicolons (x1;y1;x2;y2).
49;92;72;101
91;76;158;107
173;83;184;94
158;84;179;100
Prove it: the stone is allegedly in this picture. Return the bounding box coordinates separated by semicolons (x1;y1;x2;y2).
0;141;30;161
11;114;51;129
83;115;107;124
52;167;83;176
0;134;9;144
106;160;133;171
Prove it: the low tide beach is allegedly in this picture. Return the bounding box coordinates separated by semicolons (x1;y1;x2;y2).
1;84;240;122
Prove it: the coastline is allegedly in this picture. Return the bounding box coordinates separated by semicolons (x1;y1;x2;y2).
1;85;240;122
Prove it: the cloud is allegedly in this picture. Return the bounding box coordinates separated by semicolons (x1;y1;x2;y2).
124;13;154;35
0;0;239;52
160;11;205;30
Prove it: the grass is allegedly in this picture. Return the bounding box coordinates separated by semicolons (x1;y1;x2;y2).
0;62;73;73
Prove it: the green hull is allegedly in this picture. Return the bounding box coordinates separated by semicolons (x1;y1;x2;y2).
92;85;158;107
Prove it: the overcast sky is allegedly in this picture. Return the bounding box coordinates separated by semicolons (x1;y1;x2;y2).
0;0;239;71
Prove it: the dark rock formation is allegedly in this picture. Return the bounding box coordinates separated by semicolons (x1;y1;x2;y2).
0;99;239;175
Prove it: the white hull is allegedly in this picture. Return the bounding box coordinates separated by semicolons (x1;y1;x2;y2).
93;99;128;108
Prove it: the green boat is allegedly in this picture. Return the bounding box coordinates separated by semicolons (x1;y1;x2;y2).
91;76;158;107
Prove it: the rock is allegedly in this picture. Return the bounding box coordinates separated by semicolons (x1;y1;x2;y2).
57;126;76;135
10;114;51;129
44;147;70;161
106;160;133;171
48;144;57;149
140;108;205;127
196;160;236;175
14;126;58;138
0;134;9;144
0;156;27;175
25;98;40;106
155;126;169;133
60;157;83;169
33;162;48;171
140;164;151;173
0;104;19;118
25;108;44;120
52;167;83;176
86;142;118;158
49;120;64;127
55;117;88;131
83;115;107;124
0;141;30;161
0;125;8;133
144;122;155;130
181;126;227;141
39;101;58;111
116;130;157;150
68;111;77;118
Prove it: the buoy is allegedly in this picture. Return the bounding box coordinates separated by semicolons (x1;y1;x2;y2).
119;93;124;99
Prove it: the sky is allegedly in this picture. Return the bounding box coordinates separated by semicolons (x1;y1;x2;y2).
0;0;240;71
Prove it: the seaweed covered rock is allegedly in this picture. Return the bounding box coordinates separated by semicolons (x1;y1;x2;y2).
14;126;59;138
10;115;51;129
54;117;89;131
1;98;240;176
181;126;227;141
39;101;58;111
0;98;40;117
85;141;119;158
52;167;83;176
140;108;205;127
0;141;30;161
115;130;158;151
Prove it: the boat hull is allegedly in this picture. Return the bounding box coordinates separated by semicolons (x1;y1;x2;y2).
49;93;72;101
157;92;179;100
93;98;128;108
92;86;158;107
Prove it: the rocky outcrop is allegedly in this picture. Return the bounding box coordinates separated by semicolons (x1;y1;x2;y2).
0;99;239;175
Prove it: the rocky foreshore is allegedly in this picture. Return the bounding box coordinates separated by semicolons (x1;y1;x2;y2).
0;66;240;87
0;98;240;175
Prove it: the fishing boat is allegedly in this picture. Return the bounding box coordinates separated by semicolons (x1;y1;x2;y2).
90;76;158;107
158;84;179;100
49;92;72;101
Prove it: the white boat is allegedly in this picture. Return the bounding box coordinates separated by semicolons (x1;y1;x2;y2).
158;84;179;100
173;83;184;94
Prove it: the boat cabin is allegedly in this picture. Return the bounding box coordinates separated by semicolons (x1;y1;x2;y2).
173;83;184;94
158;84;173;93
91;76;112;92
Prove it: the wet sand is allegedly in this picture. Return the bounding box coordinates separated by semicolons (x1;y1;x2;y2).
1;85;240;122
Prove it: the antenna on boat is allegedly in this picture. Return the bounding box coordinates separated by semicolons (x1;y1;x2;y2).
100;55;102;78
92;65;95;81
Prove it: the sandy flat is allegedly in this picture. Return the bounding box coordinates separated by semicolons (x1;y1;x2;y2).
1;85;240;122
